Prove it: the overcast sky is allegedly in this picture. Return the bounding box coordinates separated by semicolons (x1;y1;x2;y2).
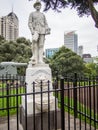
0;0;98;57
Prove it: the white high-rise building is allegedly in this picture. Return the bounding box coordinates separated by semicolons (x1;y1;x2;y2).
0;11;19;41
64;31;78;54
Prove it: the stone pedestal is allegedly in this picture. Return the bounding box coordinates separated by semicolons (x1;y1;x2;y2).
20;63;61;130
22;96;56;114
25;64;52;94
22;63;56;114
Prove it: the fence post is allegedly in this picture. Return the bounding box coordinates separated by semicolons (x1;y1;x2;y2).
60;77;65;130
56;71;58;88
25;82;27;130
16;80;19;130
56;71;58;98
73;73;77;118
6;82;10;130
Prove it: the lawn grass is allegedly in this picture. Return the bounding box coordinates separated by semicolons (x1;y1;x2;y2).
0;83;25;116
57;93;98;129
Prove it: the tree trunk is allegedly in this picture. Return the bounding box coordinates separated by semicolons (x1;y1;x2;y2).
87;0;98;28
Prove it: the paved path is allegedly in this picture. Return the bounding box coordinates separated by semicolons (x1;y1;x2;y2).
0;112;97;130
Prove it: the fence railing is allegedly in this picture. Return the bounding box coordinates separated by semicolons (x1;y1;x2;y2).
53;74;98;129
0;74;98;130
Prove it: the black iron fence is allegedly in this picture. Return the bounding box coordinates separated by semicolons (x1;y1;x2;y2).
0;74;98;130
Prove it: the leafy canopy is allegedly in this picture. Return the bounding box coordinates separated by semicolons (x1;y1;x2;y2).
0;36;32;63
47;46;85;77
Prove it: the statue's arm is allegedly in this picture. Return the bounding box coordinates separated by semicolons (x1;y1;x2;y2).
44;15;49;28
44;15;51;34
28;13;34;35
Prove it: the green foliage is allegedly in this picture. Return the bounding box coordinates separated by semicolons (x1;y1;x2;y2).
0;35;5;41
0;37;32;63
84;63;98;76
48;46;85;77
16;37;31;46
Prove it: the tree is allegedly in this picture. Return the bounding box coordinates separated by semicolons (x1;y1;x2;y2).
31;0;98;28
48;46;85;77
0;35;5;41
0;38;32;63
84;62;98;76
16;37;31;46
0;37;32;75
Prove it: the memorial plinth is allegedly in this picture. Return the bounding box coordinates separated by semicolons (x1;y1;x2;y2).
20;63;61;130
22;63;56;114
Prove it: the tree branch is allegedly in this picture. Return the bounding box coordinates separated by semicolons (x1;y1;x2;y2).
87;0;98;28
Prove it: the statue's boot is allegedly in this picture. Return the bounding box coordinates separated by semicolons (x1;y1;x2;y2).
30;57;36;64
30;42;38;64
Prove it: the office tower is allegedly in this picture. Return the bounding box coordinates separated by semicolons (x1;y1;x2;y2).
64;31;78;54
78;45;83;57
45;48;59;58
0;11;19;41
